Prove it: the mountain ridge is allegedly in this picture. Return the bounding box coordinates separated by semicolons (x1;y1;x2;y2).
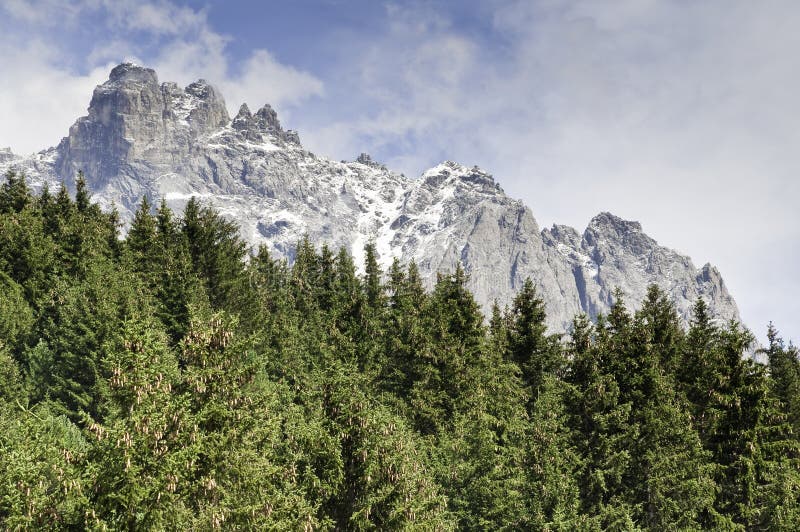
0;63;740;331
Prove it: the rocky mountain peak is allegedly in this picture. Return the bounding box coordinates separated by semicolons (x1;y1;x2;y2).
583;211;651;252
589;212;643;235
421;161;500;194
0;147;15;164
233;103;252;121
232;103;259;140
107;62;157;84
253;104;281;132
185;79;213;96
542;224;583;249
230;102;300;145
54;64;232;200
0;62;742;333
355;153;386;169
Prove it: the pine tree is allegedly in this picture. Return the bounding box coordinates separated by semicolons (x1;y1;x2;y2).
0;271;34;361
90;316;191;529
527;375;589;530
358;242;386;374
181;198;247;310
678;298;727;444
764;323;800;433
620;287;720;528
0;196;54;301
566;313;637;528
315;362;453;529
74;171;91;213
317;243;336;312
155;202;199;343
0;400;91;528
363;242;384;310
38;262;150;421
716;324;800;528
638;284;684;375
0;170;32;213
380;259;428;401
290;235;320;315
125;196;157;280
176;310;335;529
507;278;562;396
408;265;483;435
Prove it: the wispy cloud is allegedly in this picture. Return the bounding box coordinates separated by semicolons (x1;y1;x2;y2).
0;0;324;153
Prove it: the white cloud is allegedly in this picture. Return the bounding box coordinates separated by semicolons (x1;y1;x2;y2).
0;38;111;154
0;0;84;25
0;0;324;153
220;50;324;116
299;4;486;167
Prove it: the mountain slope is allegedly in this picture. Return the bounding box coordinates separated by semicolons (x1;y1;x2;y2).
0;63;740;330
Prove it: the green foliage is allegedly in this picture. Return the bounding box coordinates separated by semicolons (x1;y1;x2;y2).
0;402;91;529
0;170;32;213
182;197;247;309
0;347;24;403
0;177;798;529
38;261;150;421
316;362;453;529
507;278;563;395
0;271;34;359
764;323;800;433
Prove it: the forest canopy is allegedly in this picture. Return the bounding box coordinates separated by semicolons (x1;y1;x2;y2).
0;170;799;530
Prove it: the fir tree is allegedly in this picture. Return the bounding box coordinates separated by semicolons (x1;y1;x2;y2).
74;171;90;213
764;323;800;433
507;278;562;396
0;170;31;213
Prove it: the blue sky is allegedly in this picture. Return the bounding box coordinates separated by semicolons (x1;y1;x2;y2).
1;0;798;343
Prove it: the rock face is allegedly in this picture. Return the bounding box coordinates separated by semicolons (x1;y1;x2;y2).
0;147;16;164
53;63;230;213
0;63;742;330
542;213;739;326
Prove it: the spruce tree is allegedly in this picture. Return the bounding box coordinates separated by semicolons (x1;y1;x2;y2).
125;196;157;279
527;374;590;530
764;323;800;433
0;170;31;213
507;278;562;396
363;242;384;310
181;198;247;310
74;171;90;213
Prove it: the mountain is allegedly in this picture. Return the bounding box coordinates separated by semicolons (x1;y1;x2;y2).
0;63;740;330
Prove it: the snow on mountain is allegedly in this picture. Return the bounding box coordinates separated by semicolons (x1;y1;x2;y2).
0;63;741;331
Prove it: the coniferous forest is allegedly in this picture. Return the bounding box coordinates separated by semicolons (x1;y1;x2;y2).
1;170;799;530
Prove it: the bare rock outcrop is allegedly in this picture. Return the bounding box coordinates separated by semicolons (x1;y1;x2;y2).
0;63;742;331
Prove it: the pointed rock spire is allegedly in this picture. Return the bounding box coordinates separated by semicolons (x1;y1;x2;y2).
253;104;282;133
232;103;256;135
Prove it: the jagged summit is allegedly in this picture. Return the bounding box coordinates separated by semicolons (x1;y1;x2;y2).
0;62;741;330
355;153;385;168
421;161;501;193
588;212;644;238
232;103;300;144
107;62;156;83
0;147;16;163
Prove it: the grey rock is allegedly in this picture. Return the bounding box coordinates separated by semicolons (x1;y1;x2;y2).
0;63;742;332
544;212;739;328
355;153;386;170
0;147;16;164
231;103;301;145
